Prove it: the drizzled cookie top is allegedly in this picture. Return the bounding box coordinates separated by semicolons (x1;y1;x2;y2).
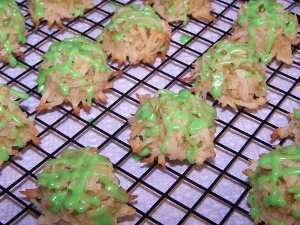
294;109;300;121
37;35;110;107
0;0;26;66
135;89;216;163
193;40;266;98
0;85;29;161
164;0;189;25
99;4;164;42
37;148;128;224
237;0;297;64
248;146;300;222
31;0;87;19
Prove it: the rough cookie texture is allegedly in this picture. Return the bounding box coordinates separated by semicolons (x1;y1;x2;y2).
0;85;39;166
36;36;115;115
98;4;171;65
0;0;26;66
129;89;216;168
147;0;214;25
21;147;136;225
271;109;300;146
245;146;300;225
28;0;93;28
230;0;299;64
190;40;267;109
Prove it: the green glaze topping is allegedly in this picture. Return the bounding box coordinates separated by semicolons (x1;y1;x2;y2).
132;153;143;161
270;221;284;225
0;0;27;66
183;0;188;25
180;35;191;44
0;85;29;161
37;147;128;224
294;109;300;121
248;145;300;222
193;40;266;98
31;0;44;19
108;1;117;7
135;89;216;164
168;5;174;14
99;4;164;41
37;35;110;106
31;0;87;19
166;0;188;25
237;0;296;64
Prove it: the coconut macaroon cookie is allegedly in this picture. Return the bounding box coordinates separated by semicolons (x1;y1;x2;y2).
189;40;267;110
245;145;300;225
97;4;171;65
28;0;94;28
0;85;39;166
230;0;299;65
271;108;300;146
129;89;216;168
0;0;27;67
21;147;136;225
36;36;115;115
147;0;214;25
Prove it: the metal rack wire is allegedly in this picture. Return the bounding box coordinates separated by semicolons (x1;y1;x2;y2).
0;0;299;224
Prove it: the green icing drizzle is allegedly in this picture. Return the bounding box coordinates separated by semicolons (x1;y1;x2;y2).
247;193;259;219
183;0;189;25
194;40;265;98
99;4;164;42
88;118;96;125
133;146;151;161
0;121;7;129
248;145;300;222
32;0;86;19
270;221;284;225
237;0;296;64
114;33;123;41
37;35;109;106
135;89;216;163
0;146;9;161
168;5;174;14
140;146;151;156
31;0;44;19
165;0;189;24
108;1;117;7
180;35;191;44
9;89;29;100
0;85;29;161
92;206;114;225
37;147;128;224
0;0;27;66
132;153;142;161
294;109;300;120
72;7;85;17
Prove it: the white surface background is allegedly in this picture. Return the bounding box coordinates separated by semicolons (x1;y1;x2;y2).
0;0;299;224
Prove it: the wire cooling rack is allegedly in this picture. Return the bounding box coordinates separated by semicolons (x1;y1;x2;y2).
0;0;299;224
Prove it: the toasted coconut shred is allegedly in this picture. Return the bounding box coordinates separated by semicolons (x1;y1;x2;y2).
0;85;39;166
245;146;300;225
28;0;93;28
21;147;135;225
146;0;214;25
190;40;268;110
97;4;171;65
129;89;216;169
0;0;26;67
271;109;300;146
36;35;114;115
230;0;299;65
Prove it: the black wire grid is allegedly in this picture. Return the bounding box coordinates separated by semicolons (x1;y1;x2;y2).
0;0;299;224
